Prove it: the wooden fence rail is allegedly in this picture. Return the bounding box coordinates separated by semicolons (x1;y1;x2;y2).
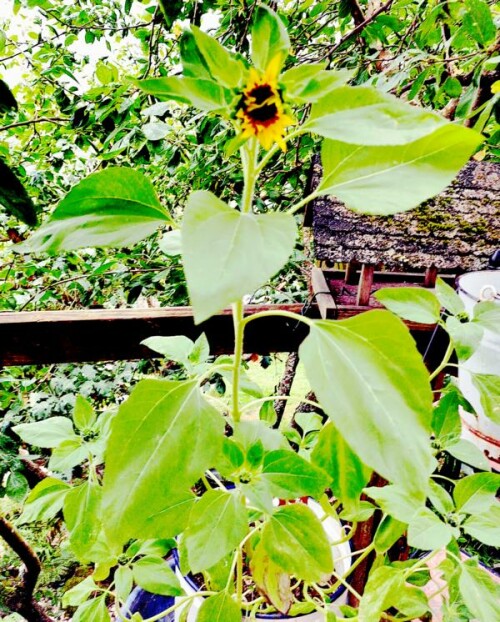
0;304;443;366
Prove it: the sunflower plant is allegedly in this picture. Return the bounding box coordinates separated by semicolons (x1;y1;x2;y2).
16;4;500;622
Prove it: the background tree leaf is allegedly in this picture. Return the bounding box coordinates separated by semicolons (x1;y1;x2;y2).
0;159;37;225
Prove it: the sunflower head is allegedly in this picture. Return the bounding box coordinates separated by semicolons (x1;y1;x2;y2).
236;55;295;151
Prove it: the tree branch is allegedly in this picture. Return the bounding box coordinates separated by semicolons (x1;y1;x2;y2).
1;117;68;132
325;0;394;60
346;0;366;26
0;516;54;622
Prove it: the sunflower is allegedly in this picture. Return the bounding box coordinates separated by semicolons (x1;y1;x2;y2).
236;55;295;151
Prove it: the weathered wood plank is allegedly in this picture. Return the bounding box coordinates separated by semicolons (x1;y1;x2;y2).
311;267;338;319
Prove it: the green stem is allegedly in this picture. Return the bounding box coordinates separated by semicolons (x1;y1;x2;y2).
255;127;304;174
429;341;454;382
231;139;260;422
141;591;216;622
232;299;244;423
326;541;375;595
287;190;321;216
240;394;321;413
242;308;314;328
236;547;243;604
240;138;259;214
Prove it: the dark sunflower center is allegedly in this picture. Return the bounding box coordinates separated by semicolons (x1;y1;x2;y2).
247;102;278;123
249;84;274;105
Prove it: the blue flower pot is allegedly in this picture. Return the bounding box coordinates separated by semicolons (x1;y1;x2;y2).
123;586;175;621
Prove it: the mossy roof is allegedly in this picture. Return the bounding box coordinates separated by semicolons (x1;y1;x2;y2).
311;161;500;271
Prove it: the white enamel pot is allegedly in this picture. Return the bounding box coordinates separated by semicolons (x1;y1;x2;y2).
174;499;352;621
457;271;500;470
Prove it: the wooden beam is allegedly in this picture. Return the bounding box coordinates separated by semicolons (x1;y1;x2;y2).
0;304;443;367
311;267;338;319
0;305;311;366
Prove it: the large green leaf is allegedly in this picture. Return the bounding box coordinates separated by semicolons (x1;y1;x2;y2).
179;30;213;81
102;379;223;544
375;287;441;324
197;592;241;622
182;191;297;323
184;489;248;573
63;481;103;562
473;301;500;335
23;168;171;253
250;541;293;614
432;390;462;443
435;277;465;317
470;373;500;423
0;159;37;225
19;477;71;523
462;505;500;547
317;124;483;215
459;559;500;622
374;516;407;554
300;311;435;494
258;449;330;500
73;596;110;622
261;504;333;582
132;556;183;596
307;87;446;145
136;76;231;112
453;472;500;514
446;316;484;362
311;421;371;514
358;566;402;622
444;438;491;471
13;416;77;449
365;484;423;524
62;576;98;607
407;507;458;549
251;5;290;72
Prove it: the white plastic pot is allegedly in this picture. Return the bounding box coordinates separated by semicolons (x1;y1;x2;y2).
175;499;352;621
457;271;500;470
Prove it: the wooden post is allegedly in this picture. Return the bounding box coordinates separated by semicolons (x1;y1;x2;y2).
356;264;375;306
344;261;358;285
424;266;438;288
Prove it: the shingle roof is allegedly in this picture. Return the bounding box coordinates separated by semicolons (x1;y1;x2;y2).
311;161;500;271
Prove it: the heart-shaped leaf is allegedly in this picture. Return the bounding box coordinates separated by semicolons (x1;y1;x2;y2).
182;190;297;323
